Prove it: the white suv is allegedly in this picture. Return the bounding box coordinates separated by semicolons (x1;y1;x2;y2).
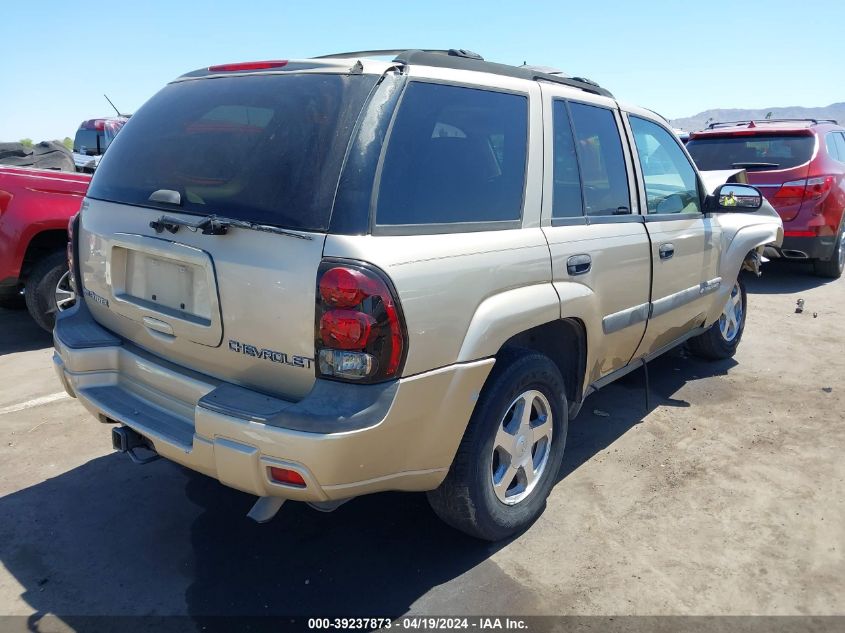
53;49;782;540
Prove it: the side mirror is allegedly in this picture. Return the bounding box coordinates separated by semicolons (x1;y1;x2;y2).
706;184;763;212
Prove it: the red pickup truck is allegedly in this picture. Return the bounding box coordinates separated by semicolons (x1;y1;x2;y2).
0;166;90;331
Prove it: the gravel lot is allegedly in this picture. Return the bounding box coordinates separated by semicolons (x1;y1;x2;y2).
0;261;842;627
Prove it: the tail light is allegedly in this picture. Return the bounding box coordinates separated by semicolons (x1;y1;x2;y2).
775;176;834;208
315;260;407;383
67;211;80;292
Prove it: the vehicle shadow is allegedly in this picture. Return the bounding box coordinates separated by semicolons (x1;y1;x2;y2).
560;347;737;481
745;261;836;294
1;347;735;629
0;307;51;355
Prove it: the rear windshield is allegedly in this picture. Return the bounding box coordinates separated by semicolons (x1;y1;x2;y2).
74;129;106;155
87;74;378;231
686;135;815;171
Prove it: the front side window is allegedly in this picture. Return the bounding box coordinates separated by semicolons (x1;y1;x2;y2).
630;116;701;215
375;82;528;226
568;102;630;216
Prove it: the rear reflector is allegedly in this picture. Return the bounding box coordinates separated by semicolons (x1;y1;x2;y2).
269;467;306;487
784;230;817;237
208;60;288;72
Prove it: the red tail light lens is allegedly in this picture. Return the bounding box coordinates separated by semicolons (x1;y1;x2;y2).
315;261;407;382
775;180;806;199
319;310;376;349
208;60;288;72
319;267;371;308
804;176;834;201
774;176;834;207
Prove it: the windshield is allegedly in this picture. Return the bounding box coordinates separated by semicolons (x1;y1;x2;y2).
87;73;378;231
686;135;815;171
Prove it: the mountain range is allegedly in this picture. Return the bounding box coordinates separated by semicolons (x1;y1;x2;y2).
671;102;845;132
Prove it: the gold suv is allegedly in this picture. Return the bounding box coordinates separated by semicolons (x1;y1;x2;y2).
53;49;783;540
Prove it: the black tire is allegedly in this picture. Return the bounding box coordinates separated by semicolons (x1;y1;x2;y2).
24;250;68;332
812;224;844;279
687;277;747;361
427;350;568;541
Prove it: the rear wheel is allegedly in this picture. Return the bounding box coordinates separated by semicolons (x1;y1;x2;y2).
688;278;747;360
24;251;69;332
812;223;845;279
427;351;568;541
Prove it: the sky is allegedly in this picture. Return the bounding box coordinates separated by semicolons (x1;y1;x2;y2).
2;0;843;142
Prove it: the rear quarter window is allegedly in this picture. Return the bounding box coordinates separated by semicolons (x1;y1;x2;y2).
686;135;815;171
375;82;528;228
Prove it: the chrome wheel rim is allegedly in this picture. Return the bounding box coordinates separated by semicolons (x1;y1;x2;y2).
718;282;742;342
54;271;76;312
837;226;845;270
491;389;553;506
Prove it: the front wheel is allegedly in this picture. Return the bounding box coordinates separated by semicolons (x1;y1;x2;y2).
427;351;568;541
687;278;747;360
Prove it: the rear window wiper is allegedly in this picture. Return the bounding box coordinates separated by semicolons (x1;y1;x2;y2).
731;162;780;170
149;214;313;240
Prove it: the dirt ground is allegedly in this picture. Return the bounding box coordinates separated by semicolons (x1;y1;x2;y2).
0;261;842;627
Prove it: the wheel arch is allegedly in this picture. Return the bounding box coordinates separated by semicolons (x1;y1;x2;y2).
497;318;588;416
20;229;67;283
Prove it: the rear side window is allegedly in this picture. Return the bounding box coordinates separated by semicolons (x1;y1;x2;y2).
375;82;528;226
568;102;630;216
686;135;815;171
87;74;378;232
827;132;845;162
551;101;583;219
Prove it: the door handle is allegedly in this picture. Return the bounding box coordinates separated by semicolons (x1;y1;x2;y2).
566;254;592;276
659;243;675;260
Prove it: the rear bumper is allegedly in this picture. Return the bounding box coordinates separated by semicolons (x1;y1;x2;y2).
54;305;493;501
764;235;837;261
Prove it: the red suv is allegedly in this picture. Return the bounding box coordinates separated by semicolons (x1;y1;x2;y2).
686;119;845;278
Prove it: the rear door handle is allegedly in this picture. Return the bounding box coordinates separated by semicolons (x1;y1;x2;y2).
659;243;675;260
566;254;592;276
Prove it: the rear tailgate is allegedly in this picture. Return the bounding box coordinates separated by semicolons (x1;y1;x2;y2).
78;200;324;400
687;132;815;221
78;70;379;400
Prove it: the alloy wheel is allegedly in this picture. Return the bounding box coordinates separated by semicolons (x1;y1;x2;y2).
718;282;743;342
491;389;553;505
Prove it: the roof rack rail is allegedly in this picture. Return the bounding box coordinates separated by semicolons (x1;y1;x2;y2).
313;49;613;98
707;118;838;129
315;49;450;60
